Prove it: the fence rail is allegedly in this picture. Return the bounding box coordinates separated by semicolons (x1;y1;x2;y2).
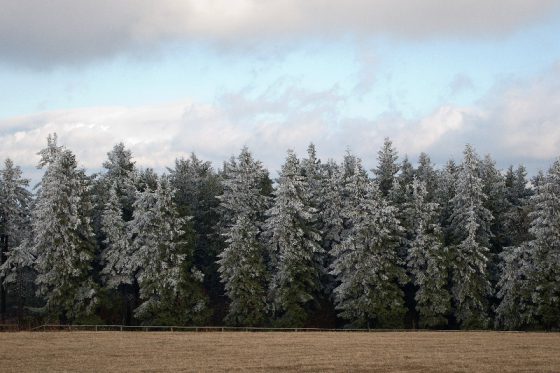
30;324;391;332
0;324;528;333
0;324;20;331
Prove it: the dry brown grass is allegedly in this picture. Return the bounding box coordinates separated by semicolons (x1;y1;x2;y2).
1;331;559;372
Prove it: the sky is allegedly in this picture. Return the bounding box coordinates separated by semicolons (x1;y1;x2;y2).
1;0;560;179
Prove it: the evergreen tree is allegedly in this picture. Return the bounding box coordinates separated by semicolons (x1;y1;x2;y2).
331;161;406;328
219;148;269;225
399;156;415;188
389;155;415;212
435;160;458;246
301;144;336;313
129;177;208;325
480;156;509;249
479;155;510;315
33;137;98;322
497;162;560;330
495;242;535;329
406;178;450;328
0;159;32;249
373;137;399;197
318;159;345;301
523;160;560;328
531;170;546;193
504;165;533;247
386;157;416;327
170;154;223;238
218;215;268;326
99;143;137;220
217;147;269;326
266;151;323;327
91;143;138;324
416;152;437;201
339;151;363;238
100;185;132;289
0;159;34;322
452;210;492;328
389;157;415;259
136;168;159;192
169;153;224;323
449;145;493;328
320;160;344;253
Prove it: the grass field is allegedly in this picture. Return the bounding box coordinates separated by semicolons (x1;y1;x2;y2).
1;331;559;372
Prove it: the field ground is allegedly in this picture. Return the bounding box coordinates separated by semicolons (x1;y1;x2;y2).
1;331;559;372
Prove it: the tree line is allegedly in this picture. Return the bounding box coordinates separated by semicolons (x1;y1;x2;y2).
0;133;558;330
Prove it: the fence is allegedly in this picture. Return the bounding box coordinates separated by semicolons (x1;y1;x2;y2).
0;324;527;333
0;324;20;332
28;324;400;332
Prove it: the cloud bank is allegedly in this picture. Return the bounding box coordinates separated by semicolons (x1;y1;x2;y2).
1;64;559;178
2;0;560;68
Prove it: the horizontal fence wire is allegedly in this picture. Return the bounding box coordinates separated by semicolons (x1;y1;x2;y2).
0;324;526;333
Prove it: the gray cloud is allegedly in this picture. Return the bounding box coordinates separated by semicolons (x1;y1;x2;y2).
449;74;475;96
1;0;560;68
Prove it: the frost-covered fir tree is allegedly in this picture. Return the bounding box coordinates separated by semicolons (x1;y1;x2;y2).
435;160;458;246
170;153;223;237
129;176;208;325
317;159;345;299
449;145;493;328
301;144;322;208
416;152;437;202
388;156;416;261
373;137;399;197
399;156;415;187
169;153;224;318
389;155;415;209
98;143;137;220
136;168;159;192
219;147;270;225
320;160;344;252
479;155;510;285
503;165;533;247
218;215;268;326
91;143;139;324
301;145;323;235
33;137;98;321
301;144;336;310
0;158;34;321
266;150;323;327
0;159;32;249
453;210;492;328
497;159;560;329
340;152;370;223
100;185;132;289
387;161;417;329
406;178;450;328
217;147;269;326
331;160;407;328
495;242;535;329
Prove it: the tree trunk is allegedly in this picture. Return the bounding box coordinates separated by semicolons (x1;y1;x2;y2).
16;270;24;327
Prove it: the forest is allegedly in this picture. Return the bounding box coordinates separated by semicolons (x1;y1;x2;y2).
0;133;558;330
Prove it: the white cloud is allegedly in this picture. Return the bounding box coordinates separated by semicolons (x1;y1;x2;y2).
1;64;560;180
1;0;559;68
